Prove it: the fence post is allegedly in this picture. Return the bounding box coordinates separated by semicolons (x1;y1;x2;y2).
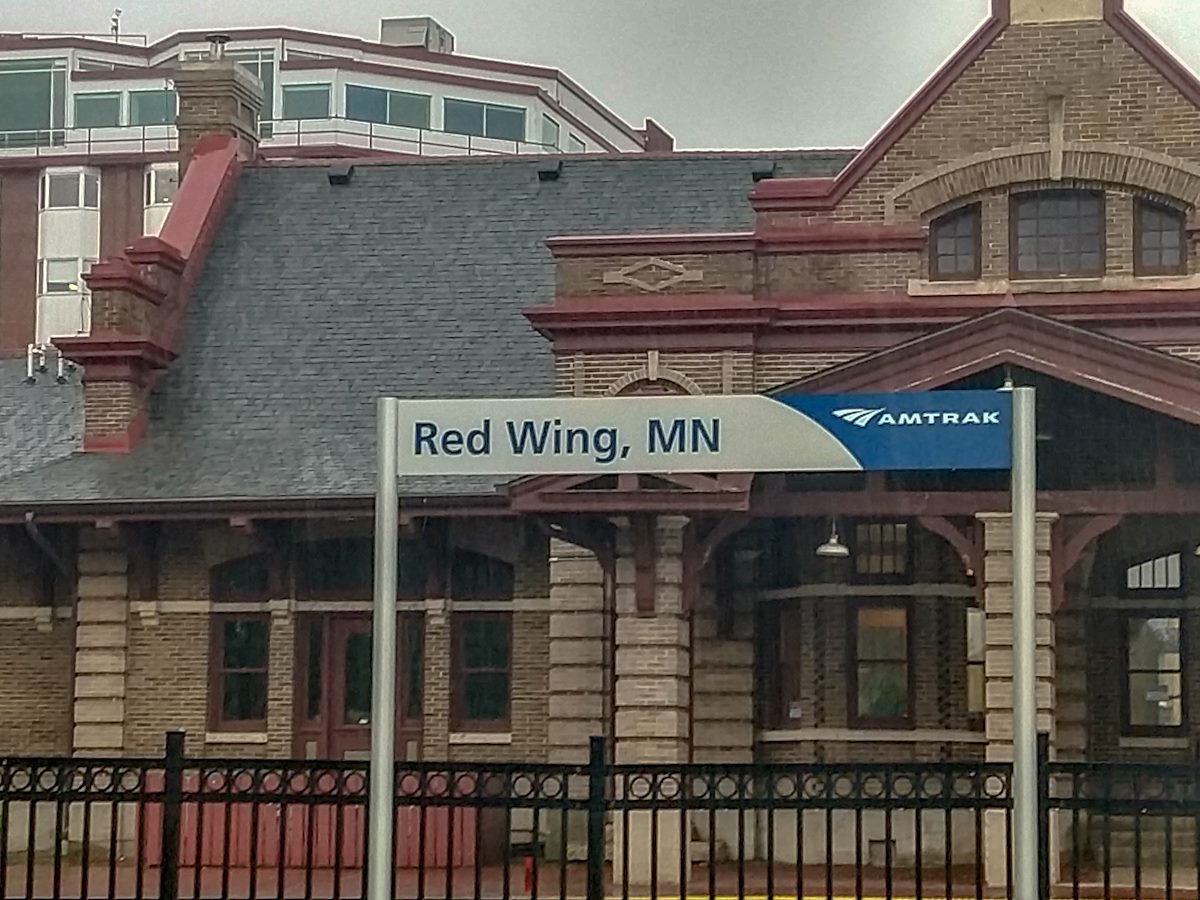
586;736;606;900
159;731;186;900
1037;731;1050;900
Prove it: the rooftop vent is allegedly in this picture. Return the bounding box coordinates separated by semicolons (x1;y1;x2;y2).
379;16;455;53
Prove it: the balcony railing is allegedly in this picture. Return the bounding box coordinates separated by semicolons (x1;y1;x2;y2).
0;117;562;159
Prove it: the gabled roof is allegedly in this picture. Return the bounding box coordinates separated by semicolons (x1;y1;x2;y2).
0;151;853;512
783;308;1200;427
752;0;1200;212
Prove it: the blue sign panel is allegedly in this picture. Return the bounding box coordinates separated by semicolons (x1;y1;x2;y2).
392;390;1012;476
778;390;1012;471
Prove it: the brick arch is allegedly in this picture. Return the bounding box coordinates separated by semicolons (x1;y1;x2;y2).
603;367;702;397
887;142;1200;220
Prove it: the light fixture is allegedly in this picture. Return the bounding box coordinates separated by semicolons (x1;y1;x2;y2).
816;519;850;559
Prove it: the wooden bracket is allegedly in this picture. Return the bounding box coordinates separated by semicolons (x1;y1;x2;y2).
682;514;750;625
631;514;657;615
1055;514;1122;609
539;516;617;574
917;515;981;582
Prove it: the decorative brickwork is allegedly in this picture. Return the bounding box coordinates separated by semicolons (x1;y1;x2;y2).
557;253;751;296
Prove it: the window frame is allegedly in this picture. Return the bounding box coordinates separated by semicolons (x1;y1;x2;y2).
966;605;986;726
542;114;560;150
145;164;179;207
128;88;177;127
443;97;527;142
1134;197;1187;277
73;91;122;129
1120;611;1187;737
848;520;913;585
1121;549;1185;598
451;611;512;732
39;257;87;294
567;134;586;154
41;171;98;210
1009;189;1106;279
758;603;804;729
208;614;271;732
344;83;431;130
929;202;982;281
281;82;331;121
847;600;914;729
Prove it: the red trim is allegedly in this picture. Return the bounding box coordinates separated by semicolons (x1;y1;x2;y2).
757;223;926;253
0;151;177;169
789;308;1200;427
283;57;541;98
545;223;926;257
73;66;176;82
749;4;1010;212
288;58;623;152
547;233;755;256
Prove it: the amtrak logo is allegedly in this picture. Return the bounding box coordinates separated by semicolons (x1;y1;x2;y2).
832;407;1002;428
833;408;886;427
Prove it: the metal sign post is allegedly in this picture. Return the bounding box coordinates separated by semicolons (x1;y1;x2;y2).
1010;385;1039;898
367;397;401;900
366;389;1026;900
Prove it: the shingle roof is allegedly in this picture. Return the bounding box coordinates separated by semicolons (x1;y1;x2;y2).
0;151;854;508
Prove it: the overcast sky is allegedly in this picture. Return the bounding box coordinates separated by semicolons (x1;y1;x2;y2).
2;0;1195;149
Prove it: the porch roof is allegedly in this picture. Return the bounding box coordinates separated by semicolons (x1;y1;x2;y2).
779;308;1200;427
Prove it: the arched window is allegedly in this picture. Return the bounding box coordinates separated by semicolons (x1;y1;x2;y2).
1125;551;1183;593
447;549;514;601
930;203;981;280
294;538;427;600
1135;198;1186;276
1011;189;1104;277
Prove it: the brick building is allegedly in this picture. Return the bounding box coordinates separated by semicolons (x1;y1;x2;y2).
0;18;667;356
2;0;1200;872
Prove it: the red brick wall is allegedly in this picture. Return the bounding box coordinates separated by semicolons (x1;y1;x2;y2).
0;170;38;352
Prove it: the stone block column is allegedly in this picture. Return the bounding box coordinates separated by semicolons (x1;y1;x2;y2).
613;516;690;888
73;528;130;756
976;511;1057;887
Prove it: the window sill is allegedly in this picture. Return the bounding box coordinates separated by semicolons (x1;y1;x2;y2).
205;731;270;745
760;728;986;744
1118;736;1190;750
908;273;1200;296
449;732;513;746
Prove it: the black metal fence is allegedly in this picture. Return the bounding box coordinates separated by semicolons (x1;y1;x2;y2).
3;731;1195;899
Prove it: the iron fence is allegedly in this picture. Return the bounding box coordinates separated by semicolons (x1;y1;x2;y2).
34;729;1200;899
1043;739;1200;900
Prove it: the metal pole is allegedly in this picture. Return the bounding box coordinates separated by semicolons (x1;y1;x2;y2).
367;396;401;900
1011;385;1039;899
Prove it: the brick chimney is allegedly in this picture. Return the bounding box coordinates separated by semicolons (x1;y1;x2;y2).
173;33;263;176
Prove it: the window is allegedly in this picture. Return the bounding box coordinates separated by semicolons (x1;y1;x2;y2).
74;92;121;129
0;58;66;148
453;613;511;730
75;58;118;72
967;606;985;720
145;165;178;206
444;98;526;142
41;171;99;209
39;258;88;294
210;617;269;730
281;83;330;120
1012;190;1104;277
210;554;270;602
1125;551;1183;593
129;89;177;126
850;604;911;726
345;84;430;129
227;50;275;120
1135;198;1186;276
567;134;586;153
852;521;910;580
1123;615;1184;734
930;204;980;280
760;606;803;728
542;114;560;149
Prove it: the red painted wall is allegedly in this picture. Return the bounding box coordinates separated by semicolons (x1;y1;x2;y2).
0;170;38;353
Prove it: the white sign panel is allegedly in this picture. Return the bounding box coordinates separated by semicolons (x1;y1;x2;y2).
391;392;1012;476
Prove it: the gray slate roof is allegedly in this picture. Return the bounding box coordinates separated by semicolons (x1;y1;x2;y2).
0;151;854;508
